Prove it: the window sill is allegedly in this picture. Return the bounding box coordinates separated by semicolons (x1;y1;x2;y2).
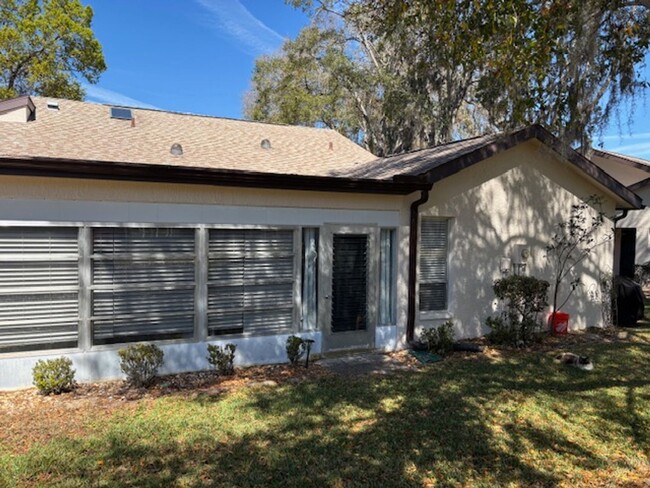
419;310;453;321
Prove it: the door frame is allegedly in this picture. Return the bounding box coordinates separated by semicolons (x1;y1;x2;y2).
318;224;379;353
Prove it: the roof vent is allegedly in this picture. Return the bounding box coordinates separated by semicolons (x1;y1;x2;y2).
46;101;59;110
110;107;132;120
170;143;183;156
260;139;271;150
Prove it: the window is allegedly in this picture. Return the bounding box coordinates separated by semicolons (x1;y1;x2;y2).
207;229;295;336
419;219;449;311
110;107;132;120
91;227;195;344
301;228;319;330
379;228;396;325
0;227;79;352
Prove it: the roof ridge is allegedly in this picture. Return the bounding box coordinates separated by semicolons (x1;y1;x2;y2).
381;131;499;159
29;95;342;133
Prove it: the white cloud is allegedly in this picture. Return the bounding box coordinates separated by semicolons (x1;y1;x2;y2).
83;85;159;109
194;0;285;56
606;141;650;155
600;132;650;142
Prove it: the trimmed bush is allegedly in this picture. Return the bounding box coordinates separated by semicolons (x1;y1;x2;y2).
491;274;549;344
207;343;236;375
286;335;306;365
32;357;76;395
118;343;164;387
419;320;455;356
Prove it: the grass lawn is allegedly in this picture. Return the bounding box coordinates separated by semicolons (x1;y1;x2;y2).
1;329;649;487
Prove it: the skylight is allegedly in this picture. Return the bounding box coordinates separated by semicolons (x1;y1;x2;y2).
110;107;133;120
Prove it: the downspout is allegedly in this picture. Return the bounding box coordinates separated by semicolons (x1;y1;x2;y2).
407;188;430;343
613;209;628;224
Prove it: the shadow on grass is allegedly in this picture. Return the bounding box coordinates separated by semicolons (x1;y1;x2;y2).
6;336;650;487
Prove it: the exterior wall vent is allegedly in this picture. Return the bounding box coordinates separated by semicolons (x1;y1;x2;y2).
261;139;271;150
110;107;133;120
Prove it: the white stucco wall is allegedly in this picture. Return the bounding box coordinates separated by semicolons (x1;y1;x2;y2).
0;332;322;390
617;185;650;265
0;106;29;123
416;140;617;339
0;175;410;388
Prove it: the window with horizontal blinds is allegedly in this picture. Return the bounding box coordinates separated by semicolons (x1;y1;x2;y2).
0;227;80;352
91;227;195;344
208;229;295;336
419;219;449;311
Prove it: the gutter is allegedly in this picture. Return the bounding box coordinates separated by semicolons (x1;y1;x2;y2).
406;188;431;342
0;156;429;196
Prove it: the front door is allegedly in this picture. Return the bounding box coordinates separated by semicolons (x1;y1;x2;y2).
319;225;378;352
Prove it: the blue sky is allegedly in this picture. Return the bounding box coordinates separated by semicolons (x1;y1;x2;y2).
83;0;650;158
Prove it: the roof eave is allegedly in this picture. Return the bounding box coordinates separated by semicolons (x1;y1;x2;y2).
403;125;642;210
0;155;429;195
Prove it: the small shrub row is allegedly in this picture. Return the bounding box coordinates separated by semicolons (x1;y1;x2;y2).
32;334;314;393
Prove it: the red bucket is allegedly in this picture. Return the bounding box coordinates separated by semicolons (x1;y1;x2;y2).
549;312;569;335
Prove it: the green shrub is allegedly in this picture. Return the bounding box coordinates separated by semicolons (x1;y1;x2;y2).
118;343;164;387
207;343;236;375
491;274;549;344
286;335;306;365
32;357;76;395
485;315;517;345
419;320;455;356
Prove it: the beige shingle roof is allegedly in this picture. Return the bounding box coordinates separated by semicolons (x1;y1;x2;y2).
0;97;377;177
334;133;500;179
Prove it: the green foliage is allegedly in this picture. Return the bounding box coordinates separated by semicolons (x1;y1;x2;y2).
598;273;618;326
485;314;518;346
286;335;306;365
207;343;236;376
118;344;164;388
249;1;650;153
32;357;76;395
634;262;650;288
0;0;106;100
490;274;550;344
546;196;610;322
419;320;455;356
5;328;650;487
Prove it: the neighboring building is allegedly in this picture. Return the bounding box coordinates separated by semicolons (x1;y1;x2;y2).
591;149;650;275
0;96;641;388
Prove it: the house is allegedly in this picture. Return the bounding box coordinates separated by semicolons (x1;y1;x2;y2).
0;96;641;389
591;149;650;276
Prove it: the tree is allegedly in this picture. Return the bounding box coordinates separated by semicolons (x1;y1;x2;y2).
545;196;612;326
0;0;106;100
246;0;650;154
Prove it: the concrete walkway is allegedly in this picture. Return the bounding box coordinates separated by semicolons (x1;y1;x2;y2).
319;352;416;376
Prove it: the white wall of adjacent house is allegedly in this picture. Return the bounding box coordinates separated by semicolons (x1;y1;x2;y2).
590;153;649;187
0;175;409;389
616;185;650;266
416;140;617;340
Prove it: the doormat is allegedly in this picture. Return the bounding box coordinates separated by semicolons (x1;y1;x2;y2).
409;349;443;364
